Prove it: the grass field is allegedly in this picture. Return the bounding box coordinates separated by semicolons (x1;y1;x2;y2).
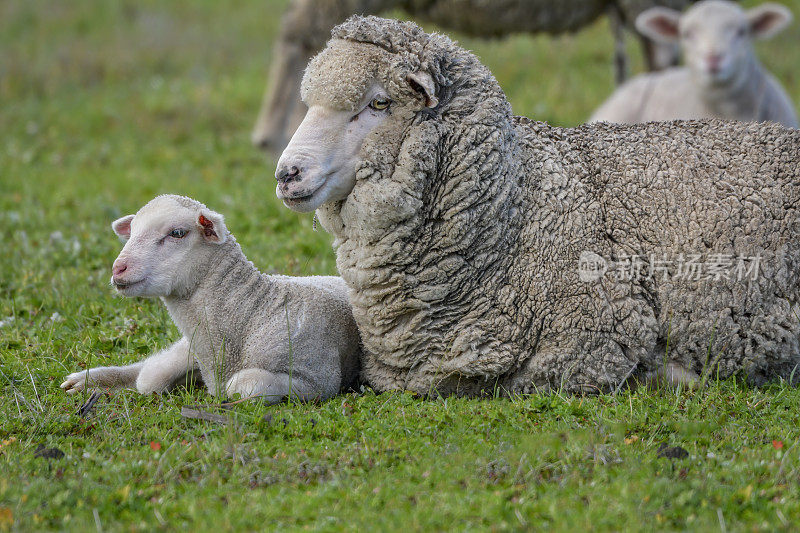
2;0;800;530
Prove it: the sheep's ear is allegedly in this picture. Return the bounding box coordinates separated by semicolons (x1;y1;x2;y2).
111;214;135;242
196;210;228;244
636;7;682;44
406;71;438;108
748;3;792;39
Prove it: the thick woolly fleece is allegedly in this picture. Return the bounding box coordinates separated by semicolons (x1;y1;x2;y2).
310;16;800;396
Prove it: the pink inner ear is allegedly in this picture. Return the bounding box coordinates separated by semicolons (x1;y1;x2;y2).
648;16;679;38
113;216;133;237
198;214;217;238
751;12;781;34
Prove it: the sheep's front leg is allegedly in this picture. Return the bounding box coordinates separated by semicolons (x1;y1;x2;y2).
61;361;145;394
135;337;199;394
225;369;322;404
60;337;197;395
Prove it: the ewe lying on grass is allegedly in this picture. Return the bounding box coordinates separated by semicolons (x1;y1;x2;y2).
590;0;798;127
276;16;800;397
61;195;361;403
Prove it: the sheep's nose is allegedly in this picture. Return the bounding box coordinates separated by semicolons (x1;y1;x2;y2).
707;55;723;71
276;165;301;184
112;263;127;277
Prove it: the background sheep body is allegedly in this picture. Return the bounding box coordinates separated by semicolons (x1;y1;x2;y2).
308;17;800;396
253;0;700;152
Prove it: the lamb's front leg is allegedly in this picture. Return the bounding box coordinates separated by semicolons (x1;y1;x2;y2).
135;337;199;394
60;361;145;394
61;337;197;395
225;369;327;404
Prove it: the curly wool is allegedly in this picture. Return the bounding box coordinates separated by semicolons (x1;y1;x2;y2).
313;16;800;396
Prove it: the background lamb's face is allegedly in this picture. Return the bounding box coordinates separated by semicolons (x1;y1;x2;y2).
637;1;792;87
110;197;227;298
275;39;436;213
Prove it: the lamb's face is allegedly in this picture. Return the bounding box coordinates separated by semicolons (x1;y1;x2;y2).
637;1;792;88
276;39;438;213
110;196;228;298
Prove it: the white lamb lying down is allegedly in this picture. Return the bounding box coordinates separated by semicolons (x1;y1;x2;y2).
590;0;798;128
61;194;361;403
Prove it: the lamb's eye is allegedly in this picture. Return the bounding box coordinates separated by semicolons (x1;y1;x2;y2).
369;97;391;111
169;229;187;239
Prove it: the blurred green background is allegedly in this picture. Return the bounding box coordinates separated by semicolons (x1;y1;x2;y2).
1;1;799;530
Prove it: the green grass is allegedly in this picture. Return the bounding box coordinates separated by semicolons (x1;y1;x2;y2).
2;0;799;530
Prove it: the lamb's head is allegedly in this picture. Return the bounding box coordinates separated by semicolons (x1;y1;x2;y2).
110;195;229;298
637;0;792;88
275;16;453;213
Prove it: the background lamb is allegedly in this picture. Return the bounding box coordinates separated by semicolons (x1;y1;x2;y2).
61;195;361;403
252;0;700;153
276;16;800;397
590;0;798;127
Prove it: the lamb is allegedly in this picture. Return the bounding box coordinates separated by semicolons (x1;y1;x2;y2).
275;16;800;397
60;195;361;403
252;0;701;153
590;0;798;128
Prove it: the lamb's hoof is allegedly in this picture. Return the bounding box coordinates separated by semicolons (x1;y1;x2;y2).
60;372;87;394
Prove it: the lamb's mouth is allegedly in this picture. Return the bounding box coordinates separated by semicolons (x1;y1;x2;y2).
113;279;144;291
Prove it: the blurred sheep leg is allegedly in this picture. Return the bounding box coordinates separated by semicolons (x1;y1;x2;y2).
252;0;394;152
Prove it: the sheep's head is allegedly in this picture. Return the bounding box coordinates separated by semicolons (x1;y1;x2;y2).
637;0;792;88
275;17;446;213
110;195;228;298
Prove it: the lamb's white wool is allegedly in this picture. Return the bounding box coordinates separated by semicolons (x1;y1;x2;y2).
61;195;361;403
590;0;798;128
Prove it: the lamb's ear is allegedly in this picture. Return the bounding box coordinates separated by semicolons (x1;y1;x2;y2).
196;210;228;244
406;71;439;108
635;7;682;44
111;214;135;242
748;3;792;39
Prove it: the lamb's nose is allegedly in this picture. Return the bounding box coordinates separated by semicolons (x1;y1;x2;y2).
112;263;127;277
276;165;300;184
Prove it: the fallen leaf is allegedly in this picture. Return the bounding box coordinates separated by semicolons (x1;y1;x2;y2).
180;406;228;424
150;441;162;451
0;507;12;528
624;435;639;445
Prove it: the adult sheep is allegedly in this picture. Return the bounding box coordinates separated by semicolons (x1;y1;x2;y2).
252;0;699;153
276;16;800;396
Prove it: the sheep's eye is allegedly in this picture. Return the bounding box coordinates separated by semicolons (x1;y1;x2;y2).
369;97;391;111
736;26;746;37
169;229;187;239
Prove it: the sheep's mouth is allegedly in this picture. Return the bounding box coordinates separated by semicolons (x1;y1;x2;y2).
280;179;327;210
283;192;315;207
113;279;144;291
